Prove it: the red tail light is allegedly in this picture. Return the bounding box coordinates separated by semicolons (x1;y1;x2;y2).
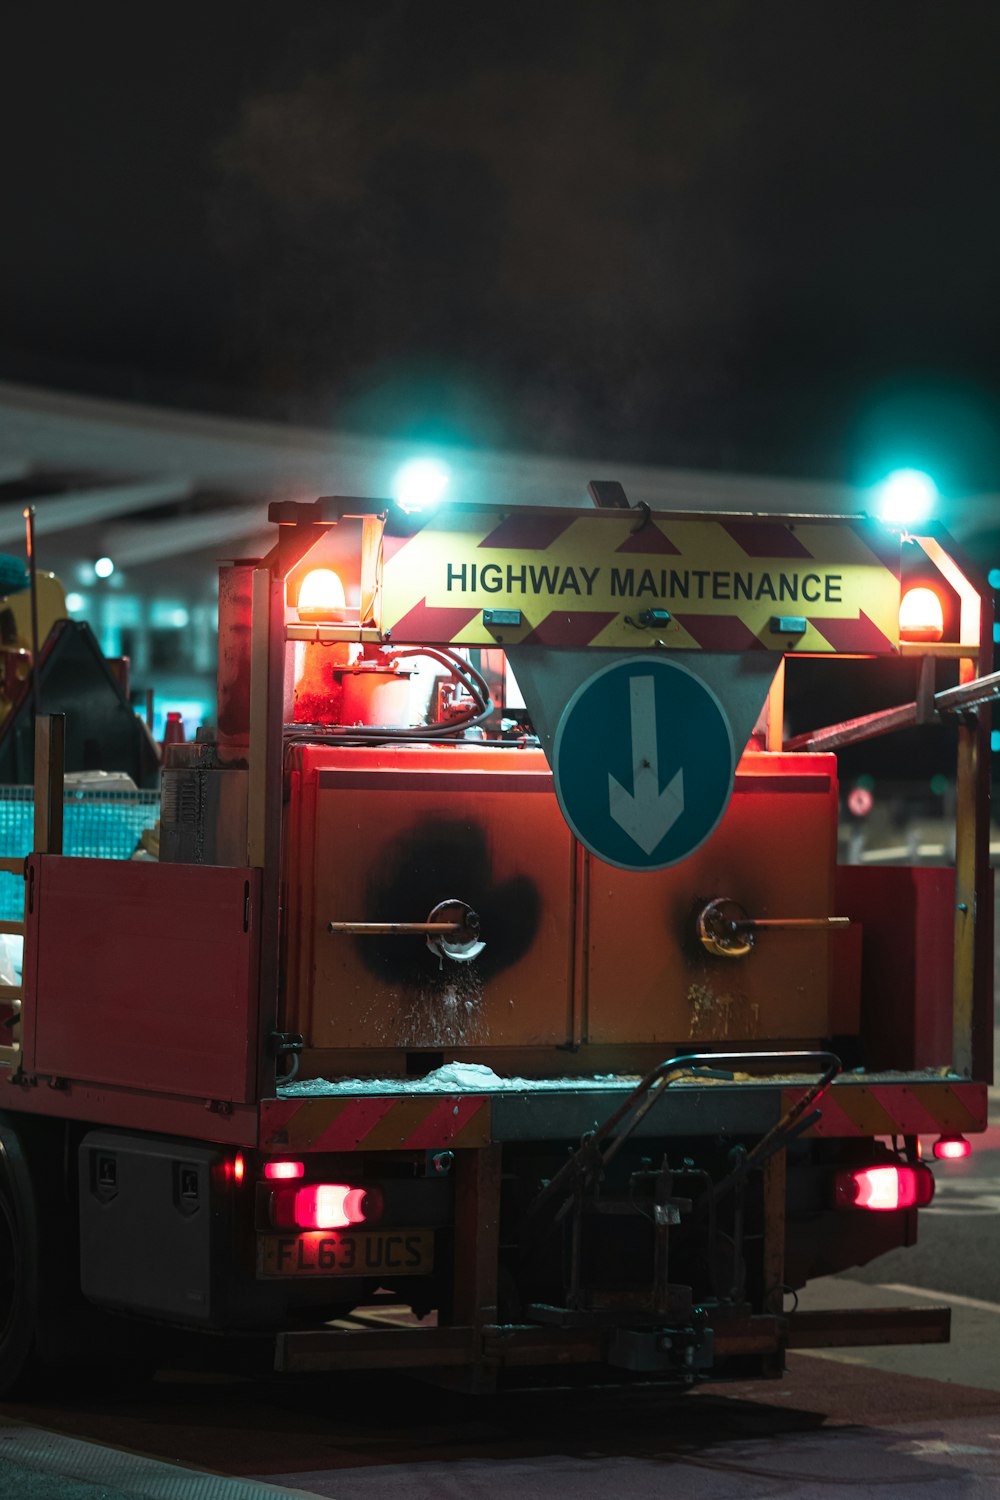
933;1136;971;1161
834;1164;935;1211
264;1160;305;1180
272;1183;368;1230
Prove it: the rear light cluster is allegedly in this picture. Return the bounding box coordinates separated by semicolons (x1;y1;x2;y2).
264;1160;305;1181
835;1163;935;1212
934;1136;971;1161
270;1181;371;1231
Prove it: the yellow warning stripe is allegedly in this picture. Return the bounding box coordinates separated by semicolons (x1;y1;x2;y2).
782;1081;987;1138
261;1094;493;1152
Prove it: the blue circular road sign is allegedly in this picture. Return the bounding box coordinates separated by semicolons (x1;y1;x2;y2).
552;657;736;871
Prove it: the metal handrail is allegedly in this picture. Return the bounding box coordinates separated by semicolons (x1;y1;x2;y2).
522;1049;841;1249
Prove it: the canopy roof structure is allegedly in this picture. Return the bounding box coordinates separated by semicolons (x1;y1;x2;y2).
0;380;995;593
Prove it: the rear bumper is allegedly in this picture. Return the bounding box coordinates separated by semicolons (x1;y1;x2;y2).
273;1302;951;1375
260;1078;988;1153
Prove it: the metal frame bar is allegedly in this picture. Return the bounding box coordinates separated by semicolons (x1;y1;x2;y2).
785;669;1000;754
451;1143;502;1389
761;1152;786;1315
786;1305;950;1348
33;714;64;856
274;1311;798;1374
0;714;64;1070
247;566;288;1100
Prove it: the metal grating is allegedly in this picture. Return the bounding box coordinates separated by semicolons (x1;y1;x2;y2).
0;1418;311;1500
0;786;160;920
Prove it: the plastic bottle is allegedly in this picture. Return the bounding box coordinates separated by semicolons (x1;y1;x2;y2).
162;711;186;747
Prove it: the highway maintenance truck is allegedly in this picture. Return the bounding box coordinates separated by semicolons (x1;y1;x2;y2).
0;488;992;1392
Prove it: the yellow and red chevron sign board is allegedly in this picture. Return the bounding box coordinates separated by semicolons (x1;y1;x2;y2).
780;1080;987;1138
260;1094;493;1153
379;507;901;652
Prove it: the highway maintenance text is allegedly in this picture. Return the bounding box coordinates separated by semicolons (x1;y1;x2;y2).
444;562;845;604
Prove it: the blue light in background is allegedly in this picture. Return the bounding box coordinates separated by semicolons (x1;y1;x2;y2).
150;600;190;629
875;469;938;525
393;457;450;513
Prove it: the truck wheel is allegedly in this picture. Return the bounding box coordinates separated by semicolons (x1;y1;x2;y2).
0;1122;46;1396
0;1118;158;1396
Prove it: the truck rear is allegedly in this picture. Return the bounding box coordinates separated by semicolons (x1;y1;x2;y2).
0;494;991;1392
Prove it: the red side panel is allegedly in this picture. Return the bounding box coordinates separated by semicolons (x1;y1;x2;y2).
24;856;260;1103
835;865;955;1071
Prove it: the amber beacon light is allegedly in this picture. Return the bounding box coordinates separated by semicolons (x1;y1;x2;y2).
297;567;347;623
898;586;945;643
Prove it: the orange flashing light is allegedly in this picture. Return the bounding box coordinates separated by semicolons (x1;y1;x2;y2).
933;1136;972;1161
232;1152;246;1185
297;567;347;623
898;587;945;643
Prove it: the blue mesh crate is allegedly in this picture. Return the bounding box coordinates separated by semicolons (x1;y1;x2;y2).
0;787;160;921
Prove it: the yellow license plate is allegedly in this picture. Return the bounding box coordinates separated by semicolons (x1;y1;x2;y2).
257;1228;434;1278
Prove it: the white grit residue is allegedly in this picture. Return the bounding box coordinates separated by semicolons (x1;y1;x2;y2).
276;1062;965;1099
278;1061;641;1097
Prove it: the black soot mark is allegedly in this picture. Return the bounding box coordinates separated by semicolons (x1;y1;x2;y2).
359;818;541;987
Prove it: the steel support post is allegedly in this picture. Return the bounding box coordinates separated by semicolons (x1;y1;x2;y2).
452;1144;502;1387
33;714;64;856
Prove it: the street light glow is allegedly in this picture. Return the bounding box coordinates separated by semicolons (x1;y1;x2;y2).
94;556;115;579
393;458;450;514
875;469;938;526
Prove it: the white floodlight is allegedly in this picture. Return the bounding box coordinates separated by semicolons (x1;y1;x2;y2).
393;458;450;514
875;469;938;526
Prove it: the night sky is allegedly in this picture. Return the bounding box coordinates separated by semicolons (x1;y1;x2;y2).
4;3;1000;490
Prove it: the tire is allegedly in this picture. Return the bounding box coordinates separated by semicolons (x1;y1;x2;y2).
0;1116;160;1397
0;1118;51;1396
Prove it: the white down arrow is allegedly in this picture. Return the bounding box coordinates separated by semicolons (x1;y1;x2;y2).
608;676;685;854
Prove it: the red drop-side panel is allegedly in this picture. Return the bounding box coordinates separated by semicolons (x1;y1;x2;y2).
26;856;260;1102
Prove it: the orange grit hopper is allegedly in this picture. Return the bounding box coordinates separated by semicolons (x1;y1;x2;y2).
282;743;842;1075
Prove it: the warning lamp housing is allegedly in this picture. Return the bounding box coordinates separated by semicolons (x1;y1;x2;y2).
271;1182;371;1231
933;1135;971;1161
898;586;945;643
297;567;348;624
834;1163;935;1211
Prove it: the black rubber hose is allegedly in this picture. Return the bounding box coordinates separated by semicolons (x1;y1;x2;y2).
283;646;495;746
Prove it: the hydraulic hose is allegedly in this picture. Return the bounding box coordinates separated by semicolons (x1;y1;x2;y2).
284;645;495;749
